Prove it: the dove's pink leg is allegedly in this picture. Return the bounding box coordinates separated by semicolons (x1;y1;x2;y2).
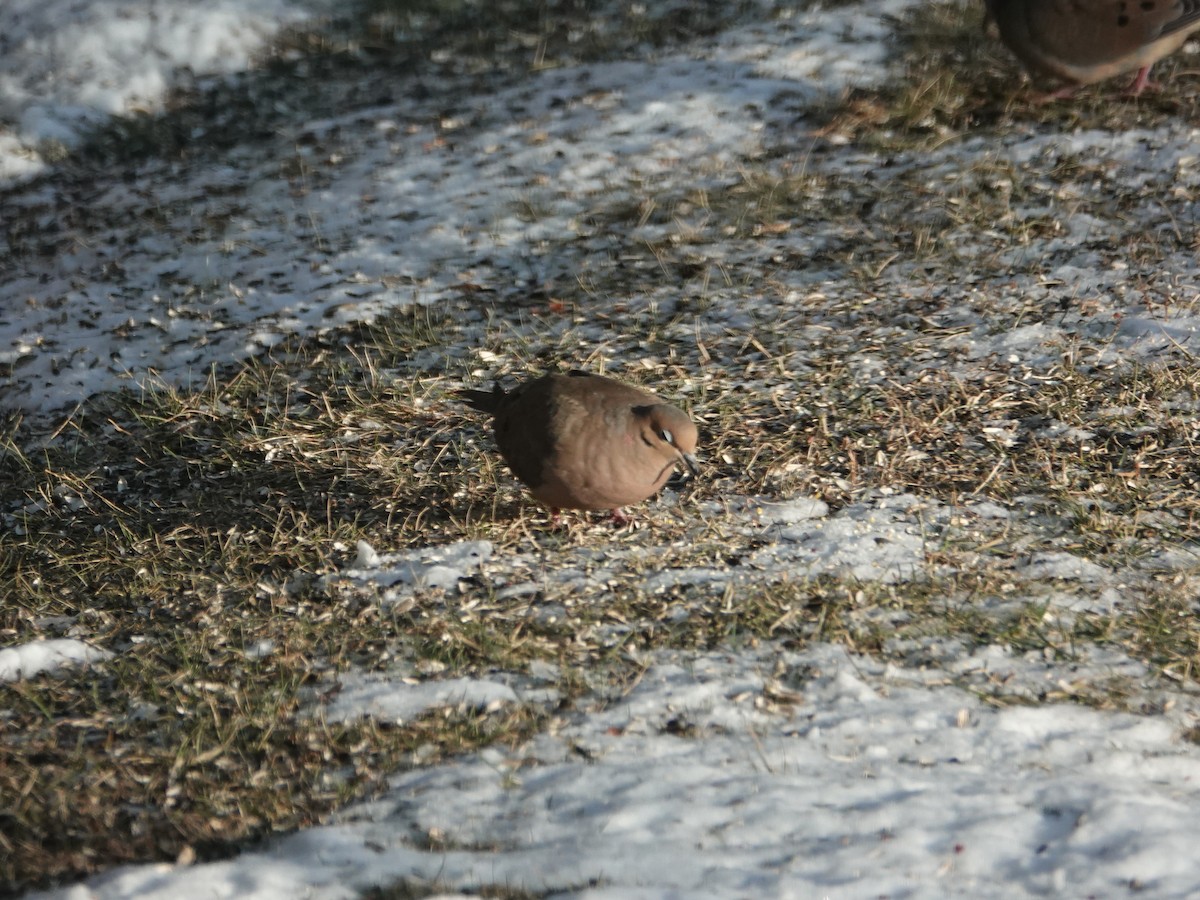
1124;65;1155;95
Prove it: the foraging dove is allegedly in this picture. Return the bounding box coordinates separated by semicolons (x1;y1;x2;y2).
458;371;699;518
985;0;1200;94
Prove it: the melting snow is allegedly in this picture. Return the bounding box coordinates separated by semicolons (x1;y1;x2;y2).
8;0;1200;897
33;645;1200;899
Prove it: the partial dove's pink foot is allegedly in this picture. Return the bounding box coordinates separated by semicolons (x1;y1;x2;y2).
1123;65;1152;95
1032;85;1079;104
1123;65;1159;96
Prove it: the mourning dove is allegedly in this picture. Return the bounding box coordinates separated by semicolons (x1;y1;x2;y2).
985;0;1200;95
458;371;699;519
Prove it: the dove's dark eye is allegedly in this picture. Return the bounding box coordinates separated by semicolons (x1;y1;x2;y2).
659;428;674;445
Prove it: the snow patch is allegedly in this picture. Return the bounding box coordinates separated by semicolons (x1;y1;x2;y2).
0;0;314;182
0;638;111;681
320;540;492;601
323;673;519;725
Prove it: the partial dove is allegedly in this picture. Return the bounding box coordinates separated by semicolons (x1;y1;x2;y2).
458;371;699;520
985;0;1200;95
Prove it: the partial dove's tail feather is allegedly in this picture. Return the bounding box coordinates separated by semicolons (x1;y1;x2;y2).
457;384;505;415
